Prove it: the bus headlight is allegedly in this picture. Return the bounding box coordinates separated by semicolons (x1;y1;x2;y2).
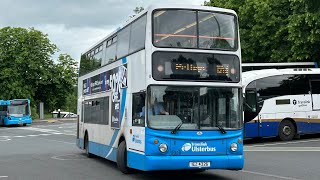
230;143;238;152
159;143;168;153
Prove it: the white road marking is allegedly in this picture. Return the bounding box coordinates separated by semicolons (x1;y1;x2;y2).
52;133;63;135
36;137;74;144
19;127;61;134
246;138;320;147
63;130;74;133
242;170;302;180
26;135;39;137
0;137;11;142
245;147;320;152
13;136;26;138
51;154;87;161
0;176;8;178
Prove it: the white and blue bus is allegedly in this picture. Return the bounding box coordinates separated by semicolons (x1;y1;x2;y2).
242;62;318;72
76;5;243;173
243;68;320;141
0;99;32;126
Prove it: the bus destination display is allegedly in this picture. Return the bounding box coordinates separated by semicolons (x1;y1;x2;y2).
152;52;240;82
172;63;230;76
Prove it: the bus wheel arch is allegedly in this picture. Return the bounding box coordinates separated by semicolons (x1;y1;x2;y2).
118;135;125;147
84;130;93;158
278;118;296;141
116;136;132;174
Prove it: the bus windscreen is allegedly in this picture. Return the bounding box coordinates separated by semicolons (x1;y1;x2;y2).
153;9;237;50
152;51;240;82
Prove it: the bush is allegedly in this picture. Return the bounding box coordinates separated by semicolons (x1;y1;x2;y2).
31;106;39;120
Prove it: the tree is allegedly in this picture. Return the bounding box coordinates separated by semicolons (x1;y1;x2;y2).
34;54;78;112
63;86;77;113
0;27;57;101
0;27;78;118
287;0;320;62
134;7;144;14
205;0;320;63
129;7;144;19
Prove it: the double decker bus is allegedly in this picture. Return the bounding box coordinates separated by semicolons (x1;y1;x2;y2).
76;5;243;173
0;99;32;126
243;68;320;141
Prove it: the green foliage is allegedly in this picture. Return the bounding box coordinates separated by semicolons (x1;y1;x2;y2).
62;86;77;113
33;53;77;112
205;0;320;63
0;27;78;114
31;105;39;120
134;7;144;14
129;7;145;19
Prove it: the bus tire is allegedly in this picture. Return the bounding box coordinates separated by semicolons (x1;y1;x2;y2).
84;134;93;158
117;141;131;174
278;120;296;141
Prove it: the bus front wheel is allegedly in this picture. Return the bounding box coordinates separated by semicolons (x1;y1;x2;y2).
278;120;296;141
117;141;132;174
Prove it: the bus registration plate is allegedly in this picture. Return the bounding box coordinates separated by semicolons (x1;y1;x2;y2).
189;161;210;168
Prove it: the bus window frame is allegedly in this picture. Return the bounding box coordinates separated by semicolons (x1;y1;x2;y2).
78;13;147;78
132;92;146;127
151;8;239;52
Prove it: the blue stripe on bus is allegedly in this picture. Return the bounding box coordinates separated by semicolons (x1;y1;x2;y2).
106;88;127;159
120;88;127;124
89;141;117;162
105;57;128;158
107;85;127;149
108;129;119;147
245;121;320;138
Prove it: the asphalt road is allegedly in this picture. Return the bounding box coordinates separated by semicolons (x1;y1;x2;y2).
0;121;320;180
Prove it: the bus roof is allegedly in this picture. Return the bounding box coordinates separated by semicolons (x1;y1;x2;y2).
242;62;316;67
242;68;320;87
82;4;237;54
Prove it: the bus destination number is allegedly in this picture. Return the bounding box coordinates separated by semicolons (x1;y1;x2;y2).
216;64;229;75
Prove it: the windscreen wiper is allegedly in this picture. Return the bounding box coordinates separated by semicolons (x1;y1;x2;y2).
217;125;226;134
171;122;183;134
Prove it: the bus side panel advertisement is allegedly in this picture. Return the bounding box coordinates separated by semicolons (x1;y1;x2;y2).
82;64;127;128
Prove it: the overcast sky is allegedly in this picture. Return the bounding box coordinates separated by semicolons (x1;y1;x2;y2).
0;0;205;63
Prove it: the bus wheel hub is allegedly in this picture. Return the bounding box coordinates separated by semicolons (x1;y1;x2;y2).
283;126;291;136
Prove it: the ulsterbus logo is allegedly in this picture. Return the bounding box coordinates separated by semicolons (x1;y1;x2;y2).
181;142;216;152
182;143;192;151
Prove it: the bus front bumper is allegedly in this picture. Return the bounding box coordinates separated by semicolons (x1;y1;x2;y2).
4;118;32;125
127;151;244;171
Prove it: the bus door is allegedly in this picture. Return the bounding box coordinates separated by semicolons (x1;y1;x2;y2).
244;89;259;138
310;80;320;110
130;92;146;153
310;80;320;132
78;101;86;148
